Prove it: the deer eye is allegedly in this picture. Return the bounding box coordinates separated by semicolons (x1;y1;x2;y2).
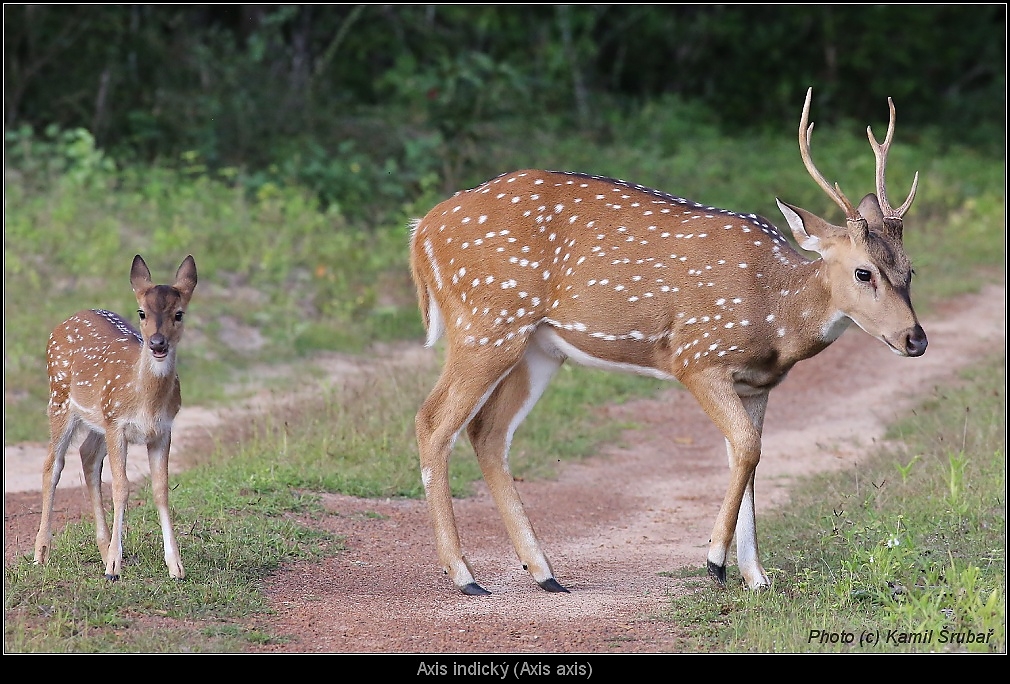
138;310;146;320
175;311;184;322
855;268;873;283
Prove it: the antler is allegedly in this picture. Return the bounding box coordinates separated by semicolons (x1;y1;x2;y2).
798;87;860;222
866;97;919;219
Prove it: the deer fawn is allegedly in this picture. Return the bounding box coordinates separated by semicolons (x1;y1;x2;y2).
409;88;926;595
34;254;197;581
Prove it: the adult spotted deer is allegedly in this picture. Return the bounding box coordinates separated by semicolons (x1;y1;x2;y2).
409;88;926;595
34;254;197;581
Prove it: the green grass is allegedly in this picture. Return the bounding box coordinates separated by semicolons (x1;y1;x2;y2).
662;355;1006;653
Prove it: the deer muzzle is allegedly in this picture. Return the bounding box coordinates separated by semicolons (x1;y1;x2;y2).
902;324;928;357
149;333;170;359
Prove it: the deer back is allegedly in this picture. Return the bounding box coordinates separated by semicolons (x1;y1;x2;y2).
411;166;925;392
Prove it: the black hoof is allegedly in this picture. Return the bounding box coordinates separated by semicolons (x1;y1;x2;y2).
707;561;726;587
104;573;120;582
538;577;570;593
460;582;491;596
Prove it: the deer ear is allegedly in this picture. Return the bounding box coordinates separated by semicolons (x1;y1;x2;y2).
857;193;885;232
173;255;198;299
776;199;845;255
130;255;153;294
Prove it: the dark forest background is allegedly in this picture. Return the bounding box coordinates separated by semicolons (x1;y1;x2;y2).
6;5;1005;192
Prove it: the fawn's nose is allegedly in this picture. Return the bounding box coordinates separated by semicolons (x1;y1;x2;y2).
149;333;169;356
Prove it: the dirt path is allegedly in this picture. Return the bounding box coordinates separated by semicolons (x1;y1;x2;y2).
3;284;1005;652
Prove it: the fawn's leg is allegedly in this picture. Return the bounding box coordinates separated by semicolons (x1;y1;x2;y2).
79;431;112;563
103;428;131;580
34;416;76;566
148;431;185;579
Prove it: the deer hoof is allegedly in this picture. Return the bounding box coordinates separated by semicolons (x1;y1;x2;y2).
460;582;491;596
538;577;570;593
707;561;727;587
104;573;120;582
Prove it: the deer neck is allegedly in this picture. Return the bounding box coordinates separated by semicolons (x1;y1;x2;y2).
118;344;182;429
139;344;179;380
766;255;853;363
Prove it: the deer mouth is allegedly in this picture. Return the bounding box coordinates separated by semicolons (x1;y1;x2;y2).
850;316;927;358
881;336;907;356
881;329;928;358
148;332;171;360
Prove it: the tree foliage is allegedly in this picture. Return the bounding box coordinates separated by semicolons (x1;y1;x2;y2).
5;5;1005;182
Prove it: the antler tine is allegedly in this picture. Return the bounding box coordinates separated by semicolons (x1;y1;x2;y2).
798;88;859;221
866;96;919;218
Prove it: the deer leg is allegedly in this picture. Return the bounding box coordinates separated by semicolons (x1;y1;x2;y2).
79;431;112;564
466;340;566;592
682;370;763;589
732;393;770;590
708;430;761;589
103;430;130;581
34;416;76;566
416;346;524;595
148;432;185;579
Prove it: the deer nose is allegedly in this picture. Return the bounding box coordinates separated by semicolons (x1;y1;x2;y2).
904;325;927;357
149;333;169;355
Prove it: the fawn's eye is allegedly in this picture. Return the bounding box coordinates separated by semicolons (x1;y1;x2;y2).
138;310;146;320
175;311;184;321
855;268;872;283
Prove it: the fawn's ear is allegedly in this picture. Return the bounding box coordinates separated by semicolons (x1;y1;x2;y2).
173;255;198;299
130;255;153;295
